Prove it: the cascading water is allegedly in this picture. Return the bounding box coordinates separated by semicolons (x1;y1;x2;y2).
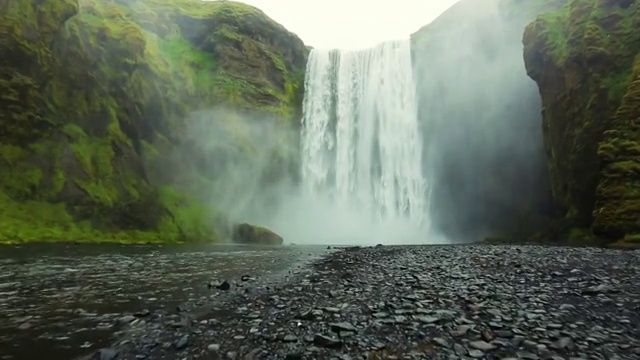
299;40;430;243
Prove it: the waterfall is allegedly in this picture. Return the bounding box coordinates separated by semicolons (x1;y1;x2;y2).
299;40;429;242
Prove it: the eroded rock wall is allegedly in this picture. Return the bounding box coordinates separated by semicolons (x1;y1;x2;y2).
0;0;307;243
523;0;640;239
411;0;567;240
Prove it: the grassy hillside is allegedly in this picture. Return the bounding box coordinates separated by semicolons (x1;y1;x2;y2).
0;0;308;244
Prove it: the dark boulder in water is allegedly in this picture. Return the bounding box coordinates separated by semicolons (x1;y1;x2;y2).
231;223;283;245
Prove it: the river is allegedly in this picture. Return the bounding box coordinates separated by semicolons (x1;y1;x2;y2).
0;243;329;360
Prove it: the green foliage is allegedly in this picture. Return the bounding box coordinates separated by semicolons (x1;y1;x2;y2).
158;186;220;241
602;70;633;101
0;190;180;244
524;0;640;241
535;8;570;62
567;227;591;240
0;0;307;244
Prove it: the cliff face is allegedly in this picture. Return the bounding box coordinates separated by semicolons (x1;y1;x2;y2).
0;0;307;243
410;0;567;240
523;0;640;240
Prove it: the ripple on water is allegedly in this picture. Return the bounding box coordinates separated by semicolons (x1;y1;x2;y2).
0;244;327;360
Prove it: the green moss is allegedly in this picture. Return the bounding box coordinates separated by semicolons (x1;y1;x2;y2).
157;33;217;94
0;190;182;244
0;0;306;244
523;0;640;241
158;186;219;241
0;144;28;165
568;227;590;239
623;233;640;242
536;8;571;63
140;140;159;161
602;70;633;101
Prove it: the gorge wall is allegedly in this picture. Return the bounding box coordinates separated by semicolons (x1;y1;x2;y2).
0;0;307;243
410;0;569;241
4;0;639;245
524;0;640;242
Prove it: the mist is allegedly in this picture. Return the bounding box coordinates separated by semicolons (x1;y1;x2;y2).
144;0;556;246
412;0;554;242
266;191;452;245
162;105;437;246
163;106;302;237
261;42;450;246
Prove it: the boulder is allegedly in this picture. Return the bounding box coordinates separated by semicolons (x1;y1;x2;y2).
231;223;283;245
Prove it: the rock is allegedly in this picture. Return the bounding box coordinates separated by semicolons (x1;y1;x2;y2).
283;335;297;342
432;337;450;348
297;308;314;320
76;245;640;360
313;334;342;348
550;337;575;351
134;309;151;317
175;335;189;349
97;348;118;360
415;315;440;324
450;325;471;337
523;0;640;237
0;0;308;241
231;223;283;245
330;322;357;333
207;344;221;352
117;315;135;325
243;348;262;359
582;284;614;295
213;280;231;291
469;340;496;351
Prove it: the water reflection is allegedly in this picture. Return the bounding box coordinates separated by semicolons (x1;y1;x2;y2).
0;244;327;360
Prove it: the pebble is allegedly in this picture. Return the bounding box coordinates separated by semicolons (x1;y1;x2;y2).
84;245;640;359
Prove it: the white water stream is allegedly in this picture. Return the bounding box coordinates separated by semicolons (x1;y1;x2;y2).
299;40;430;243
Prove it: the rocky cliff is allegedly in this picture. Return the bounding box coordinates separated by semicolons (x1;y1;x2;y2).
524;0;640;242
410;0;568;240
0;0;307;243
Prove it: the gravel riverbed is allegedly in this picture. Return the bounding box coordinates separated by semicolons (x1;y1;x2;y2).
0;244;328;360
85;245;640;360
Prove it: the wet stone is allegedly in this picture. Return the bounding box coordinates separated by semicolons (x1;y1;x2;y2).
469;340;496;351
313;334;342;348
175;335;189;349
48;245;640;360
283;335;298;342
330;322;357;333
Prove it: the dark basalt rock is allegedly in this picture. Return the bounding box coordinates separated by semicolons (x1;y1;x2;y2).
231;223;284;245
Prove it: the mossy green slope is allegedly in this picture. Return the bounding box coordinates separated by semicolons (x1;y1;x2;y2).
0;0;307;244
523;0;640;241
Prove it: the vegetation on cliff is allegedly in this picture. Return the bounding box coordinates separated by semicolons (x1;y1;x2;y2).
0;0;307;244
523;0;640;243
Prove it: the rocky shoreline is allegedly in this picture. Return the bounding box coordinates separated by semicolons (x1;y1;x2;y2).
86;245;640;359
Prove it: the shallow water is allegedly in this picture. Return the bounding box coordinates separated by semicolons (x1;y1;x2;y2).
0;243;328;360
